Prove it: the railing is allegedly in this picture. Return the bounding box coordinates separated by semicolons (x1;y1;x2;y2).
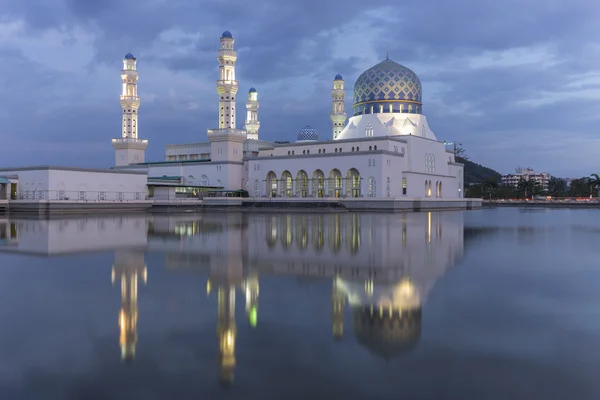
15;190;149;202
111;138;148;144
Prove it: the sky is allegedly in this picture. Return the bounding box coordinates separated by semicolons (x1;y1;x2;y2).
0;0;599;177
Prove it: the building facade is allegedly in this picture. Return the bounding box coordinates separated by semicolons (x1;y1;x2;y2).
115;31;464;200
501;167;550;191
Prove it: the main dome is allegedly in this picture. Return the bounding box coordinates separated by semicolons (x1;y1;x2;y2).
352;59;422;116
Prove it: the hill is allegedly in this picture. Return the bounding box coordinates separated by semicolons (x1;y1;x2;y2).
456;156;502;185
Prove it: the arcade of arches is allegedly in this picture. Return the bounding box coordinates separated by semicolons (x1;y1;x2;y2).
263;168;363;198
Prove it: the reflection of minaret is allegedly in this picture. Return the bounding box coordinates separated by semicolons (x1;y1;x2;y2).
332;277;346;341
111;250;147;362
244;273;259;327
217;285;236;385
208;213;244;385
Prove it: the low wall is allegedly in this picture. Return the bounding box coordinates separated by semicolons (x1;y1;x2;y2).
8;200;152;215
238;197;481;212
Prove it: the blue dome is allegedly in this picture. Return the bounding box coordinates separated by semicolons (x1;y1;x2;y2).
248;87;257;93
297;125;319;142
221;31;233;39
335;74;343;81
124;53;135;60
352;59;422;116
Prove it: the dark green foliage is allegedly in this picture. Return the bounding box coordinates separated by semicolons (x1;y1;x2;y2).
456;156;502;187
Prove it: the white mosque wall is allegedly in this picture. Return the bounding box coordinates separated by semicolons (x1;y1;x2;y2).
165;142;211;161
0;216;148;255
146;162;243;188
245;136;463;199
0;167;148;201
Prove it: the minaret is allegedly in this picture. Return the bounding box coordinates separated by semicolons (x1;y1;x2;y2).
245;87;260;140
112;53;148;167
111;250;147;362
208;31;246;178
330;74;346;140
217;31;238;130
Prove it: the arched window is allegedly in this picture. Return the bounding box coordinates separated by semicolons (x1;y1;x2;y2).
374;145;378;151
369;146;372;151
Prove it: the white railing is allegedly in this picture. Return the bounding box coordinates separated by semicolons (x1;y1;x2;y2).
16;190;148;202
111;138;148;144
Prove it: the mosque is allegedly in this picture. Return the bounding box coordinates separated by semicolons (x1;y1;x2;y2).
0;30;466;207
114;30;464;200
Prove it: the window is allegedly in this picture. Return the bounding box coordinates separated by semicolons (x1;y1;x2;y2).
402;177;407;195
365;123;374;137
117;192;124;201
368;177;376;197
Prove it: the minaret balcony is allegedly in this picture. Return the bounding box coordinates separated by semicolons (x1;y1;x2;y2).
120;95;140;102
112;138;147;144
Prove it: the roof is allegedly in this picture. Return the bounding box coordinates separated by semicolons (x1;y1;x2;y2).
0;166;147;175
0;177;10;184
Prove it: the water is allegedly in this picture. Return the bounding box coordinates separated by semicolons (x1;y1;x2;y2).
0;208;599;399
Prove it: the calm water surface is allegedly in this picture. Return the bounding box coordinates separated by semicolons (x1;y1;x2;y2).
0;208;599;399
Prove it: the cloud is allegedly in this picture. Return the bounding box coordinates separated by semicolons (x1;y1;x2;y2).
1;0;600;176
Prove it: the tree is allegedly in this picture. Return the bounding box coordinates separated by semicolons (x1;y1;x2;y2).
517;178;541;199
568;178;591;197
589;174;600;199
455;145;468;160
547;177;567;197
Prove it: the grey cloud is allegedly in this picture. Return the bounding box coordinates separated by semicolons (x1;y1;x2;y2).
2;0;600;176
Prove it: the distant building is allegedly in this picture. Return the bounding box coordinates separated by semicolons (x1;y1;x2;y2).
501;168;550;191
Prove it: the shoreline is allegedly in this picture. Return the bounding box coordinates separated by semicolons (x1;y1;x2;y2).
0;197;482;215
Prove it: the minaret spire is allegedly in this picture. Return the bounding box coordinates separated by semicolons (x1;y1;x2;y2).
112;53;148;167
330;74;347;140
245;87;260;140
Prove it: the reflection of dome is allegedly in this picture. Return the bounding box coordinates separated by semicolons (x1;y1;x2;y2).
352;59;422;116
353;306;421;360
221;31;233;39
334;73;343;81
297;125;319;142
124;53;135;60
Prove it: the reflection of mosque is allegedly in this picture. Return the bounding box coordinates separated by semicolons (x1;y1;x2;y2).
159;211;464;379
0;211;464;384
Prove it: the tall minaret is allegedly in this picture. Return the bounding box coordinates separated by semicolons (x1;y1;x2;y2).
112;53;148;167
245;87;260;140
208;31;247;177
111;250;147;362
330;74;346;140
217;31;238;130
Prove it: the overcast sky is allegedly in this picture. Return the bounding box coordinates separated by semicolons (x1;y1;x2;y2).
0;0;599;177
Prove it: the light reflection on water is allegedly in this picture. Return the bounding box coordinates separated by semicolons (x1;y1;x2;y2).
0;209;599;399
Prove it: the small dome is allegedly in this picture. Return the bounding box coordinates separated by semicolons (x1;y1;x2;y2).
248;87;257;93
297;125;319;142
221;31;233;39
124;53;135;60
335;74;343;81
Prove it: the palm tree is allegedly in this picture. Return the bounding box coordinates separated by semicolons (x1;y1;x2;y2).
517;178;535;200
589;174;600;200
